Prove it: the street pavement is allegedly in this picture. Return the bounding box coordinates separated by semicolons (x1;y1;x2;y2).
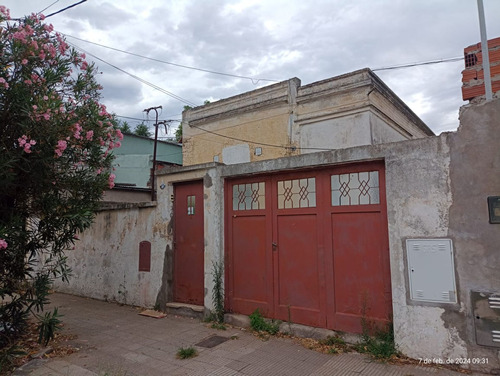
13;293;489;376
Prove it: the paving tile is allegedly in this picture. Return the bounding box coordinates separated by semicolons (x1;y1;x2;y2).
206;366;240;376
14;293;492;376
226;359;250;372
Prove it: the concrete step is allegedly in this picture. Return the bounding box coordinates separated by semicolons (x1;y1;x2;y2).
165;302;204;319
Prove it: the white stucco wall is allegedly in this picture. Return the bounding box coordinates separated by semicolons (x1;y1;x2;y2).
299;112;372;153
53;202;165;308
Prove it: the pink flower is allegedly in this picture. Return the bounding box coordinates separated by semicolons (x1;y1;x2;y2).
115;129;124;140
21;58;28;65
0;77;9;89
18;135;35;153
12;31;27;42
0;239;7;250
32;105;38;110
81;61;88;70
85;130;94;140
108;174;116;189
42;113;50;120
57;140;67;150
0;6;11;19
54;140;67;157
43;95;48;100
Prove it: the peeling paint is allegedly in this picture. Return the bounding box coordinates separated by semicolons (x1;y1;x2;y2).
204;172;213;188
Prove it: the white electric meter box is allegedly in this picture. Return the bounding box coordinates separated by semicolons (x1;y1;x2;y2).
406;239;457;303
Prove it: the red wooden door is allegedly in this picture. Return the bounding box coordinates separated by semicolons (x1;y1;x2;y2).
273;173;326;327
326;162;392;333
174;181;204;305
226;179;273;316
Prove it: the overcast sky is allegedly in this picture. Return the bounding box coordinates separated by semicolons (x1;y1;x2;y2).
3;0;500;137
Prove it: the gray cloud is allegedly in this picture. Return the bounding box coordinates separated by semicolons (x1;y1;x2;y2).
3;0;500;134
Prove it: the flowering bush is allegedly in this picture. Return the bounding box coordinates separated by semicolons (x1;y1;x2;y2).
0;6;121;362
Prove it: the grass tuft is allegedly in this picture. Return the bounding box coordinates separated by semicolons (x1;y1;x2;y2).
176;346;197;359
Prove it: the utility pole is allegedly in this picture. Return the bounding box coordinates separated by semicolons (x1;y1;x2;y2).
143;106;163;201
477;0;493;101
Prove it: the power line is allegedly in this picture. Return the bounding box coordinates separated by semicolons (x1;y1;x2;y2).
115;115;181;123
67;41;198;107
45;0;87;19
38;0;60;14
62;33;280;84
190;124;334;152
373;57;463;72
63;33;464;77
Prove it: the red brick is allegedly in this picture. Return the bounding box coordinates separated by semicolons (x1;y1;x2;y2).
462;85;485;101
476;49;500;65
462;79;500;101
464;37;500;54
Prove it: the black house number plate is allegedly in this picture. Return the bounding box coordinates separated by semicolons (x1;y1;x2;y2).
488;196;500;224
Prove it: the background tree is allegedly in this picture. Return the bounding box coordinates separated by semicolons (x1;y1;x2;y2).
0;7;121;368
115;118;132;134
134;122;151;137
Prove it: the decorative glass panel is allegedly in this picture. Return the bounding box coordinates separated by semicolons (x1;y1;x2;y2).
187;195;195;215
277;177;316;209
331;171;379;206
232;182;265;211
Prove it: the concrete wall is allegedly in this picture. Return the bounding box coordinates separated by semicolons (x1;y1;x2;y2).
53;202;166;308
299;112;372;153
447;100;500;370
102;187;151;203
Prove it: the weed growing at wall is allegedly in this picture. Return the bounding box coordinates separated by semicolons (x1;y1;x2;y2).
355;324;398;360
211;261;224;324
249;309;281;335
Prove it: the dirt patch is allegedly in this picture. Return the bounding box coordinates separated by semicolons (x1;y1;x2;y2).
1;321;78;375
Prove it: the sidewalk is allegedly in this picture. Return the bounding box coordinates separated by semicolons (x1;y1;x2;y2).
14;293;487;376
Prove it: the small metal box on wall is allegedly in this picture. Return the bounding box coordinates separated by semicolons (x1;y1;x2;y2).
406;239;457;303
471;291;500;347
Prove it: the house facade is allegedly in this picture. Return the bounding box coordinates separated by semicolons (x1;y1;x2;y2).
55;67;500;373
112;133;182;188
104;133;182;202
182;69;433;166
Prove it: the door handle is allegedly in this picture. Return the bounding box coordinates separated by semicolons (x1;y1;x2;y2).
272;242;277;251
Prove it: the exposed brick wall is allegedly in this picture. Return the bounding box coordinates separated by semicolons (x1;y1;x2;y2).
462;36;500;101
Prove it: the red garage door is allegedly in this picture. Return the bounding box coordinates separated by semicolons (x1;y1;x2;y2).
225;162;391;333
